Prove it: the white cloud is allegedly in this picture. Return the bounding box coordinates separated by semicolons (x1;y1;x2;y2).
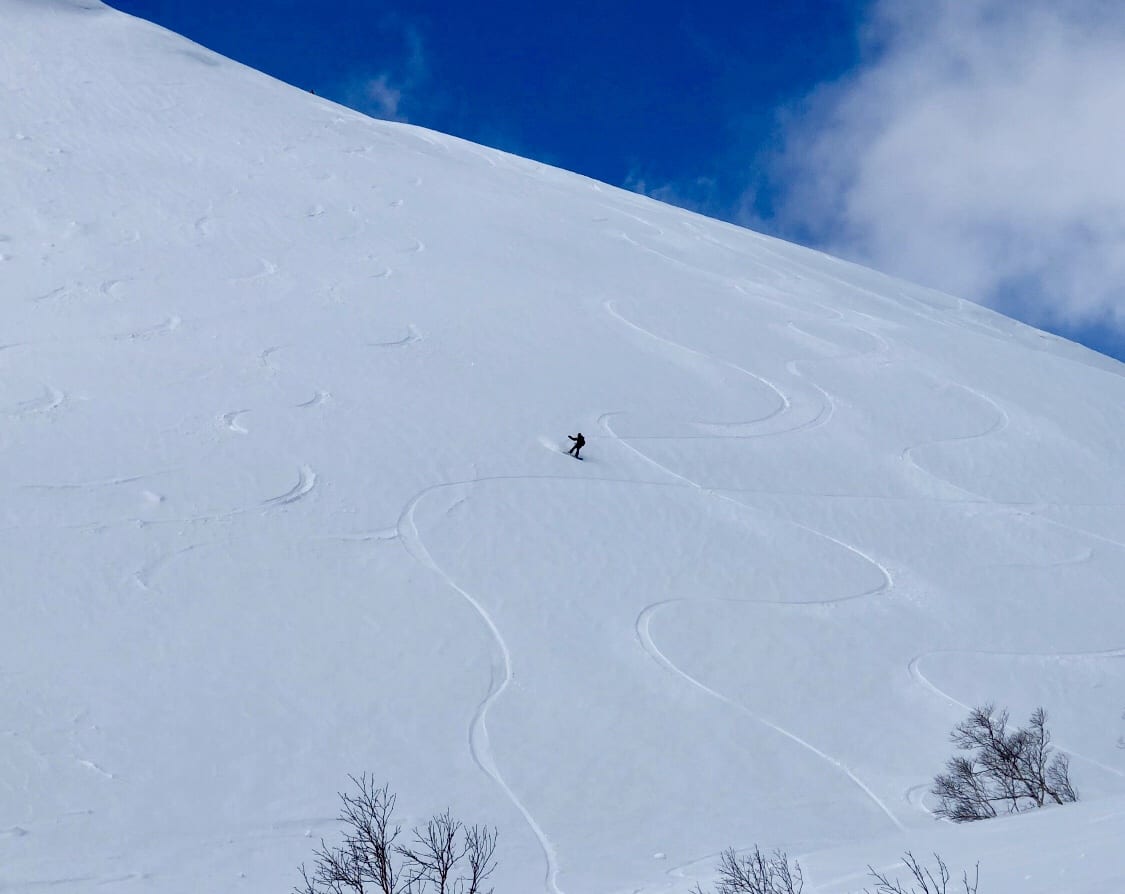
346;24;427;124
775;0;1125;333
363;74;404;120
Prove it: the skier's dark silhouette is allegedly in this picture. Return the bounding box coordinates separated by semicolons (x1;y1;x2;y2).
567;432;585;458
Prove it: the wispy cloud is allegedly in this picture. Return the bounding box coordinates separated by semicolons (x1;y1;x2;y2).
343;23;427;123
360;74;404;120
624;156;776;235
772;0;1125;336
625;170;722;217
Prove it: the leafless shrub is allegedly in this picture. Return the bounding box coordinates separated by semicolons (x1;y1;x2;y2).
931;705;1077;822
692;846;803;894
862;852;978;894
295;775;498;894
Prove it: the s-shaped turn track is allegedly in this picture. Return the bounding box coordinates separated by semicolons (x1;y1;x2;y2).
397;481;565;894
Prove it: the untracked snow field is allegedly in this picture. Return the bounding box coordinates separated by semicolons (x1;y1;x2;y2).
3;2;1125;892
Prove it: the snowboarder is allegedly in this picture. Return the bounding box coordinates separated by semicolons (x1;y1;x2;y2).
567;432;585;458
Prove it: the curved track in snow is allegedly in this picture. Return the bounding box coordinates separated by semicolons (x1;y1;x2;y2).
592;288;920;831
599;409;903;830
908;646;1125;785
605;299;791;429
635;600;905;830
591;263;1125;832
396;482;565;894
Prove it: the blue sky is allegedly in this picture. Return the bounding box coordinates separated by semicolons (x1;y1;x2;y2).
108;0;1125;362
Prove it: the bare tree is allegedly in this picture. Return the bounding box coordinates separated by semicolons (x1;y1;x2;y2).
931;705;1077;822
295;775;498;894
400;810;497;894
692;846;803;894
863;852;978;894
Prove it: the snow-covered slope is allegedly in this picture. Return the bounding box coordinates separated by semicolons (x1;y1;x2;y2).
3;2;1125;891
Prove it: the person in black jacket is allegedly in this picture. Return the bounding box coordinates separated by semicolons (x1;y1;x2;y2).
567;432;586;458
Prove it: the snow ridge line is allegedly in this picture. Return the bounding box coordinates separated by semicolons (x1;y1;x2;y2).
636;602;905;831
397;483;564;894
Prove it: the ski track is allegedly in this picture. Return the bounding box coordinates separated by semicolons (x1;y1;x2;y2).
983;543;1094;569
604;300;790;427
23;464;326;532
396;483;564;894
723;235;954;335
262;464;317;507
99;278;129;298
113;314;181;341
598;409;902;829
367;325;421;349
900;380;1011;501
904;782;936;818
132;543;207;592
316;528;398;543
75;758;114;780
591;295;1057;834
260;345;283;372
596;301;1125;827
596;204;664;238
908;647;1125;783
383;470;857;893
886;375;1125;609
660;226;865;330
730;281;848;325
604;299;904;444
295;390;330;408
635;601;905;831
8;385;65;417
221;409;249;433
30;284;68;304
21;472;158;490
